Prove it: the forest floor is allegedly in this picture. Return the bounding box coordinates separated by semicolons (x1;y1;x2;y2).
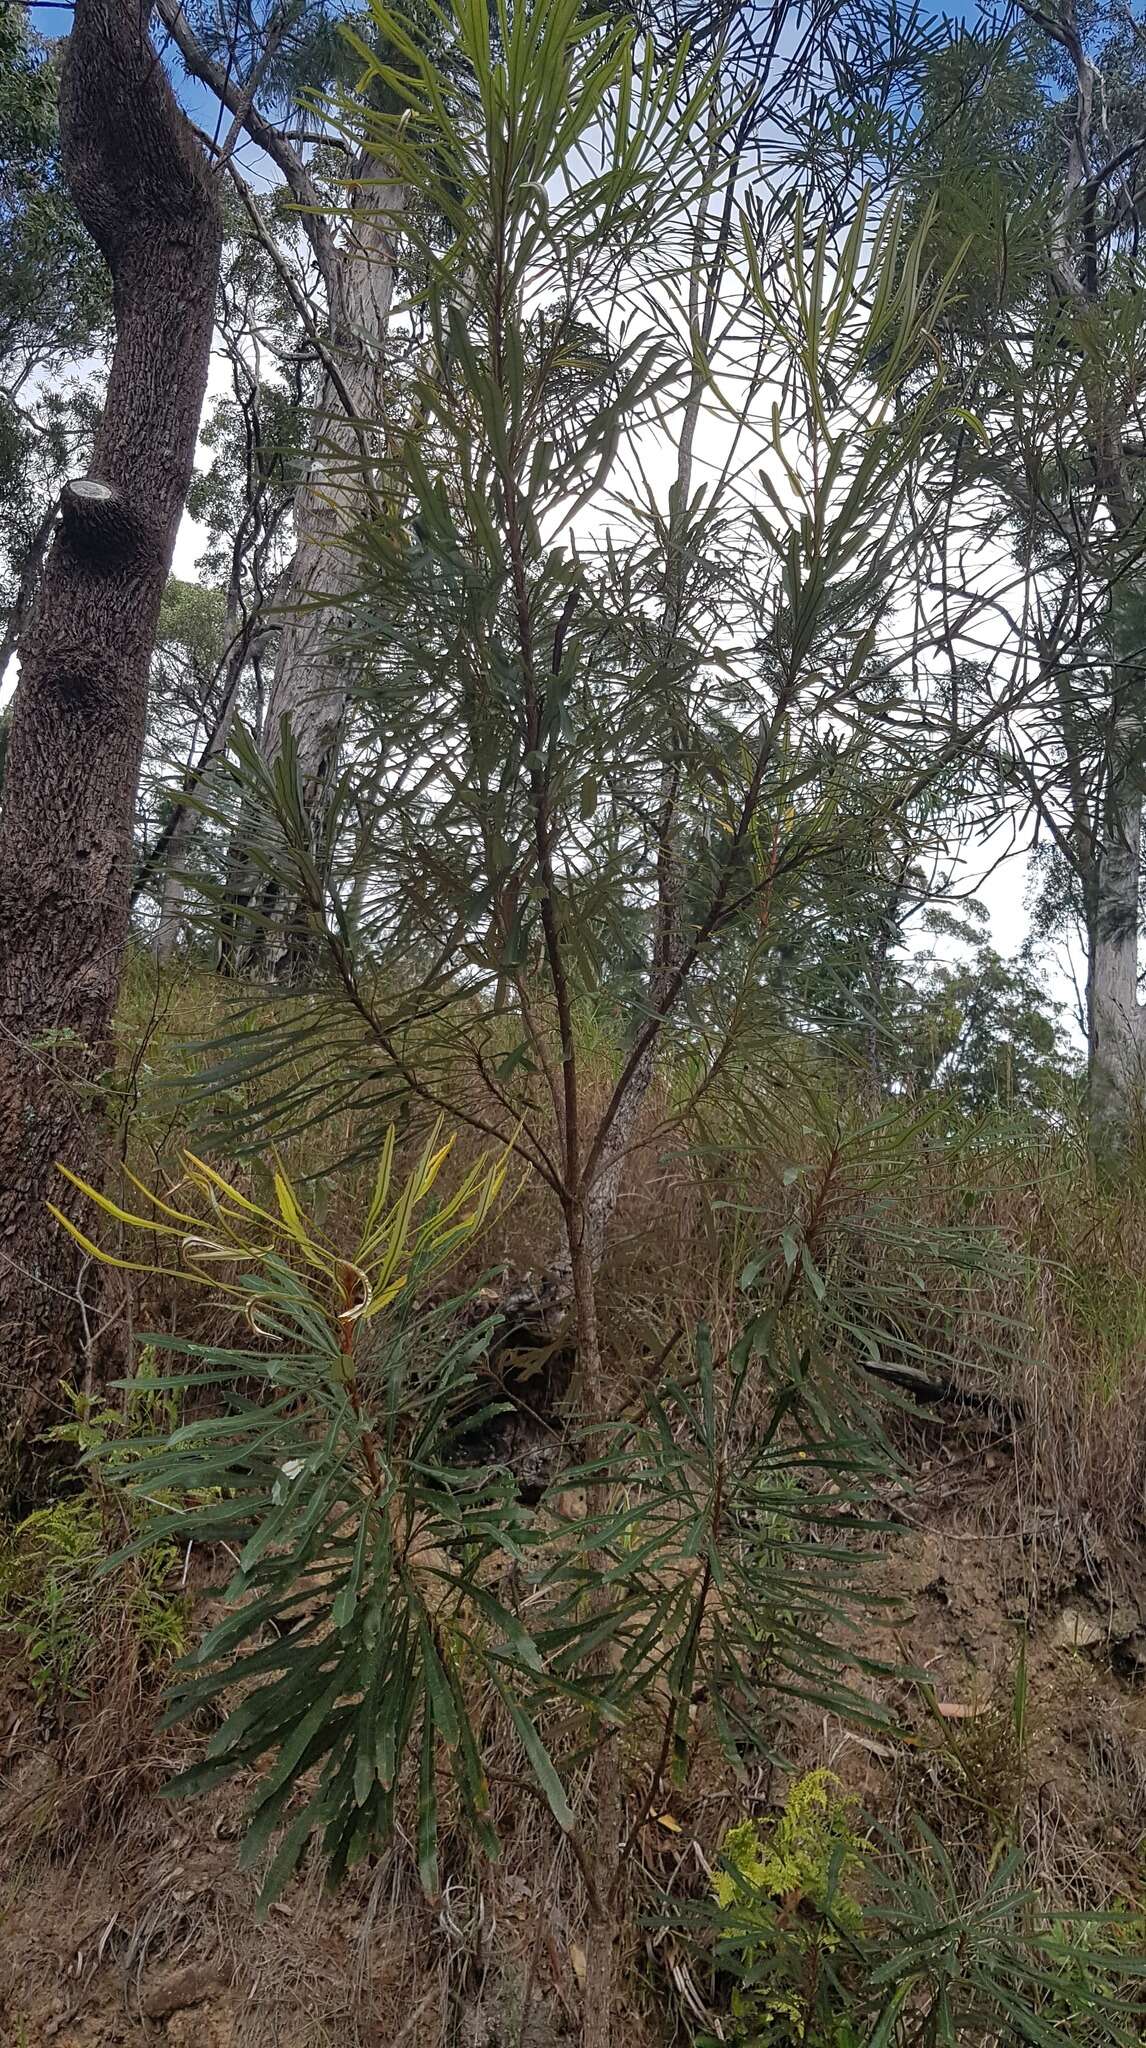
4;1391;1146;2045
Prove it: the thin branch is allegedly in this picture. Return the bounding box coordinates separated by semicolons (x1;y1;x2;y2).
154;0;340;297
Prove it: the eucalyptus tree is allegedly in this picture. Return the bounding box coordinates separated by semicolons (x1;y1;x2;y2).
901;0;1146;1150
889;916;1078;1112
0;0;222;1491
693;758;970;1098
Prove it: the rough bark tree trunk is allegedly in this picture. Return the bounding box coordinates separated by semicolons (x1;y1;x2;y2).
0;0;222;1494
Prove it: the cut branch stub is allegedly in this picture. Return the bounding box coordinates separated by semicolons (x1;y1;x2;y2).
60;478;158;567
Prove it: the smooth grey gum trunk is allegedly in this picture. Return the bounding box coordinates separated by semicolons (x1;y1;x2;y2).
1088;762;1145;1150
262;157;402;800
1087;412;1144;1150
233;158;403;974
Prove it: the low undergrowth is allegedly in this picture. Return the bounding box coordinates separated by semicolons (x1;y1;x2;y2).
0;1493;186;1710
5;970;1146;2042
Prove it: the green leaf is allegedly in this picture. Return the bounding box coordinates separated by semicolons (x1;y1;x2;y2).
418;1614;461;1750
332;1508;371;1631
495;1683;574;1831
417;1709;440;1897
256;1804;321;1915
